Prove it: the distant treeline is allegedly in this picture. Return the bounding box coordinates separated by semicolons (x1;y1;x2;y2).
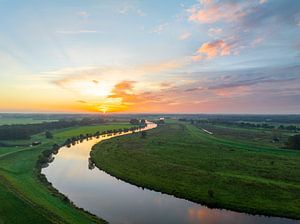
177;114;300;124
130;119;146;125
0;118;106;140
179;118;299;132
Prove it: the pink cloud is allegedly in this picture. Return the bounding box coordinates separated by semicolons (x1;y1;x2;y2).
188;1;247;24
213;86;250;97
193;40;231;60
259;0;268;4
251;37;264;47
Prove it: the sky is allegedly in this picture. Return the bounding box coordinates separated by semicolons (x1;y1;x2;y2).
0;0;300;114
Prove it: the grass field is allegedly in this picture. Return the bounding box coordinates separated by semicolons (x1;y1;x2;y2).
195;122;295;148
0;122;132;224
91;121;300;219
0;118;58;125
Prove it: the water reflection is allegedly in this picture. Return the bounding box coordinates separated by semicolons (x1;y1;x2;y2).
42;123;300;224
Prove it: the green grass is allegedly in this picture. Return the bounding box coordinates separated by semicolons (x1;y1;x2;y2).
91;122;300;219
0;122;132;224
0;118;57;125
0;147;20;155
205;123;296;147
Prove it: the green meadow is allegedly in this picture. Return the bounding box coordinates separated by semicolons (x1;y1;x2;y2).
0;123;132;224
0;118;58;125
91;121;300;219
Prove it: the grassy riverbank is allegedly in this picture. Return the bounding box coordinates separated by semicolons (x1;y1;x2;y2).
0;123;132;224
91;121;300;219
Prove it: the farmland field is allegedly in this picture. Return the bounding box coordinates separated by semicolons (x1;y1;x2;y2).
91;121;300;219
0;117;58;125
0;122;132;224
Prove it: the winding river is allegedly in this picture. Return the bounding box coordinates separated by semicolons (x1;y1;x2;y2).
42;122;300;224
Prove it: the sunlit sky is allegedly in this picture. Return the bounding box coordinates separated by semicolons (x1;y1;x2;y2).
0;0;300;113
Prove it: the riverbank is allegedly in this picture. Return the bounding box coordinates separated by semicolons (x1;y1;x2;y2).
0;123;132;223
91;122;300;220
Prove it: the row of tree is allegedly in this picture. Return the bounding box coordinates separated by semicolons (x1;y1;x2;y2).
63;124;147;148
37;123;147;169
129;119;146;125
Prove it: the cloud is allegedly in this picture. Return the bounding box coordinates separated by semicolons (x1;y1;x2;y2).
138;59;186;73
183;65;300;93
192;40;232;60
251;37;264;47
56;30;104;34
48;64;300;113
117;3;146;16
151;23;168;33
259;0;268;4
111;80;136;95
208;28;223;37
77;11;89;18
136;9;147;17
179;31;191;40
47;62;185;104
187;0;300;59
103;80;167;112
188;1;248;24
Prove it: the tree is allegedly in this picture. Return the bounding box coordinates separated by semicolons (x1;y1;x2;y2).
286;134;300;150
272;128;282;142
141;131;147;138
45;131;53;139
52;143;59;150
130;119;140;125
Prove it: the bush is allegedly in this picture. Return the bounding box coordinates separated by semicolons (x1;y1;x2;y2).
45;131;53;139
141;131;147;138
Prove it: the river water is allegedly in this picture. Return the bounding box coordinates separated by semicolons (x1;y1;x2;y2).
42;123;299;224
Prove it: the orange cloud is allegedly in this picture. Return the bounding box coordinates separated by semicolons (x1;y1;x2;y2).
79;80;165;113
193;40;231;60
